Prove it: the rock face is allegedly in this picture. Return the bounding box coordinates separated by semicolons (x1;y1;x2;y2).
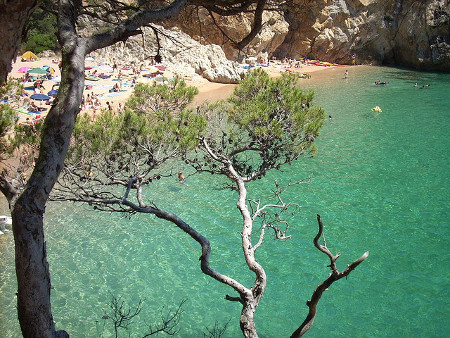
91;25;244;83
92;1;449;76
166;7;289;62
171;0;449;71
169;42;245;83
276;0;449;71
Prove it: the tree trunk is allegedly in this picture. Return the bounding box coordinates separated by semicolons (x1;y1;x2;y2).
0;0;37;84
12;199;59;337
240;301;258;338
12;29;86;336
231;166;266;337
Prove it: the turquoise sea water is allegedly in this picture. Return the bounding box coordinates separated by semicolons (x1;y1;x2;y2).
1;66;449;337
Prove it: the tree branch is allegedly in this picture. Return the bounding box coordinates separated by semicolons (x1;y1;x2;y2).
225;294;244;305
236;0;267;50
142;299;187;337
0;173;18;210
291;215;369;337
85;0;188;54
119;177;251;300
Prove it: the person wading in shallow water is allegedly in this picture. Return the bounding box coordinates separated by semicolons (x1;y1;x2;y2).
178;171;186;183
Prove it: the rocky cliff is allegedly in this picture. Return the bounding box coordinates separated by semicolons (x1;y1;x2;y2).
90;25;245;84
89;0;449;79
278;0;449;71
173;0;449;71
168;6;289;62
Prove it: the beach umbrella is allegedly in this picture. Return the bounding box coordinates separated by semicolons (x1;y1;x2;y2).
50;76;61;82
42;66;55;74
27;68;48;74
30;94;50;101
85;56;95;61
47;90;58;97
156;65;165;71
18;66;31;73
21;51;38;61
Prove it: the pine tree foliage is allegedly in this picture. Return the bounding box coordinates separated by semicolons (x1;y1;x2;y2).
0;104;18;155
191;69;325;181
58;70;324;203
58;80;205;203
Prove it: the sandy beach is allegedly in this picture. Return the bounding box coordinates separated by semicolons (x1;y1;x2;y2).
1;56;348;216
7;55;346;121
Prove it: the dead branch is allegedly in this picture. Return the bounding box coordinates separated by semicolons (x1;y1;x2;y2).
119;177;252;300
291;215;369;337
142;299;187;337
265;220;291;240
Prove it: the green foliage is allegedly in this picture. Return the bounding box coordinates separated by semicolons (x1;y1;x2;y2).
0;104;19;154
11;120;43;149
0;79;23;98
229;68;322;143
0;80;25;155
23;34;57;54
67;80;205;181
0;107;42;189
126;79;199;115
7;121;44;177
64;70;324;191
195;69;325;179
22;8;58;53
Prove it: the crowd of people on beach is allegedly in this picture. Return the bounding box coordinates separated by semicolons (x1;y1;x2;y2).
6;55;175;125
6;48;358;128
8;49;436;129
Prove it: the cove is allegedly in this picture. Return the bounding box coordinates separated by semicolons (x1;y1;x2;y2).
1;66;449;337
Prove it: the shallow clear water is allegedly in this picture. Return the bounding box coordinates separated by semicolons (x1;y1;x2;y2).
1;66;449;337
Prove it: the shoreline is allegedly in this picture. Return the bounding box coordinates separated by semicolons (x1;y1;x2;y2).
7;56;356;111
189;64;371;106
1;57;362;218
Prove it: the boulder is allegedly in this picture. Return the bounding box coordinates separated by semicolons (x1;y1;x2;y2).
92;25;244;83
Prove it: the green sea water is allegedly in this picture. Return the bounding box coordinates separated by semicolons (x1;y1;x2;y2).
0;66;449;337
